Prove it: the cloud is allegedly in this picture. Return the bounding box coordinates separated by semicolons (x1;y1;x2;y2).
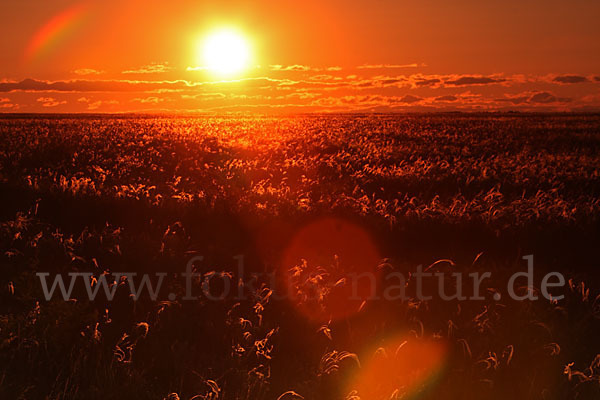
185;66;210;71
593;76;600;82
357;63;423;69
0;78;202;93
376;78;405;86
579;93;600;104
3;68;595;112
181;92;227;101
73;68;105;76
445;76;507;86
122;62;173;74
275;91;321;100
495;91;572;105
132;96;166;104
0;97;17;109
269;65;342;72
344;76;409;90
77;97;119;110
435;95;458;102
494;95;530;105
308;74;343;81
37;97;66;107
0;75;295;96
0;73;521;99
529;91;571;104
311;94;425;110
88;100;119;110
552;75;589;84
410;76;442;88
397;94;422;103
270;64;311;71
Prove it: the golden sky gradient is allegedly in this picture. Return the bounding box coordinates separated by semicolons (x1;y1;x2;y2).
1;0;599;113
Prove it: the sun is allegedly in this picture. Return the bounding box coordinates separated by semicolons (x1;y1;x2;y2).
201;29;251;76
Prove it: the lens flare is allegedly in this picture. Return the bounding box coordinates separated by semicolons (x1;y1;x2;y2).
348;335;449;399
24;2;91;63
281;217;382;323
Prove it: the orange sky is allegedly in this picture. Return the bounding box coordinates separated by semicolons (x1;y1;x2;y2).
1;0;599;113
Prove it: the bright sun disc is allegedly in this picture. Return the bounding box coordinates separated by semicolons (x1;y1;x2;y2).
202;29;250;75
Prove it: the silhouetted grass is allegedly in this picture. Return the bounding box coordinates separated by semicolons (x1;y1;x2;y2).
1;113;600;399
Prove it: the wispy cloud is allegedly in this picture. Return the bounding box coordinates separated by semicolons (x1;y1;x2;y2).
397;94;422;103
494;91;572;105
2;68;597;112
434;95;458;102
269;65;342;72
270;64;312;71
494;95;530;105
552;75;589;84
0;78;195;93
122;62;173;74
0;97;17;109
0;77;302;94
77;97;119;110
337;74;508;89
311;94;425;109
73;68;105;76
357;63;423;69
529;91;571;104
409;75;442;88
186;66;210;71
37;97;66;107
132;96;167;104
181;92;227;101
445;76;507;86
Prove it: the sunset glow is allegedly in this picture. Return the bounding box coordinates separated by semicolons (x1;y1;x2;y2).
1;0;597;112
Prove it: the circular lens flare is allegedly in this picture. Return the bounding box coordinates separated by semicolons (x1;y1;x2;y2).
349;335;448;399
281;218;382;323
202;29;250;75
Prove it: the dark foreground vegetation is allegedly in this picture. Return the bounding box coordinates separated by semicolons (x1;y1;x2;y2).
1;113;600;399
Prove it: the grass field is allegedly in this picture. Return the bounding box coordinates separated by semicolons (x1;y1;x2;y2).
1;113;600;399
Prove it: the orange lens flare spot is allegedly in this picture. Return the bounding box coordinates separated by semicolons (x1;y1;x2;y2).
350;336;448;399
281;217;381;323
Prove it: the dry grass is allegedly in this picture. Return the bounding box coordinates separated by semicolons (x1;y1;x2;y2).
0;113;599;399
